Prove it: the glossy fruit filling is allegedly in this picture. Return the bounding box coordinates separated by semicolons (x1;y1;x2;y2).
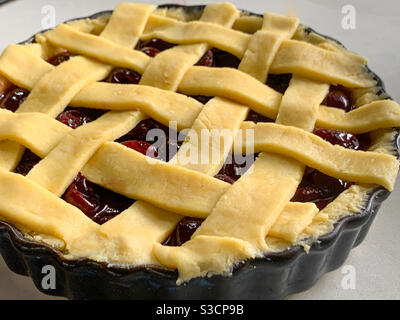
136;38;176;57
46;51;74;66
292;128;369;209
215;152;258;183
196;48;241;68
56;107;106;129
322;85;354;112
116;118;182;162
63;173;134;225
0;87;29;112
163;217;205;246
104;68;142;84
266;74;292;94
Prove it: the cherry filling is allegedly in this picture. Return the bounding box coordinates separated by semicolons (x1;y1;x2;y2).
313;128;361;150
63;173;134;225
322;85;354;112
135;38;176;57
266;74;292;94
46;51;74;66
196;48;240;68
121;140;159;158
190;95;213;104
163;217;205;246
0;87;29;112
116;118;183;162
196;49;214;67
56;107;106;129
292;169;353;210
14;150;41;176
104;68;142;84
292;128;370;209
245;110;274;123
215;153;258;183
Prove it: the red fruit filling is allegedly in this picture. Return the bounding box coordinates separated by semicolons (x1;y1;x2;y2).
293;129;370;209
121;140;159;158
212;48;240;68
266;74;292;94
46;51;74;66
141;47;161;57
214;174;236;184
117;118;183;162
215;153;258;183
292;169;353;210
136;38;176;52
163;217;204;246
322;85;354;112
56;107;106;129
14;150;41;176
63;173;134;225
313;128;361;150
104;68;141;84
196;49;215;67
245;110;274;123
0;87;29;112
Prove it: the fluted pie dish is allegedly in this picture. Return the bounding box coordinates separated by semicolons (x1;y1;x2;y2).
0;2;399;300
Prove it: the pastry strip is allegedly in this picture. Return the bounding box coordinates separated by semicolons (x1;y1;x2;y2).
270;40;375;88
239;121;398;190
0;170;97;245
316;100;400;134
170;97;249;175
141;14;250;58
276;75;329;131
0;44;53;90
0;109;71;157
71;82;203;130
268;202;319;242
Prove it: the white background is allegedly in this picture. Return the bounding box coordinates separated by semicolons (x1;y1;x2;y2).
0;0;399;300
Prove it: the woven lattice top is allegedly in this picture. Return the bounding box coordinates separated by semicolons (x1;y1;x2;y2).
0;2;399;283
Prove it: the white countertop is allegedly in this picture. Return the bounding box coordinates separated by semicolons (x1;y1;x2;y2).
0;0;399;300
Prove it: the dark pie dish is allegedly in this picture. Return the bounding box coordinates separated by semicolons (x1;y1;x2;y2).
0;3;399;300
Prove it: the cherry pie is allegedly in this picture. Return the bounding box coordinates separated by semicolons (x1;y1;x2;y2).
0;2;399;299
